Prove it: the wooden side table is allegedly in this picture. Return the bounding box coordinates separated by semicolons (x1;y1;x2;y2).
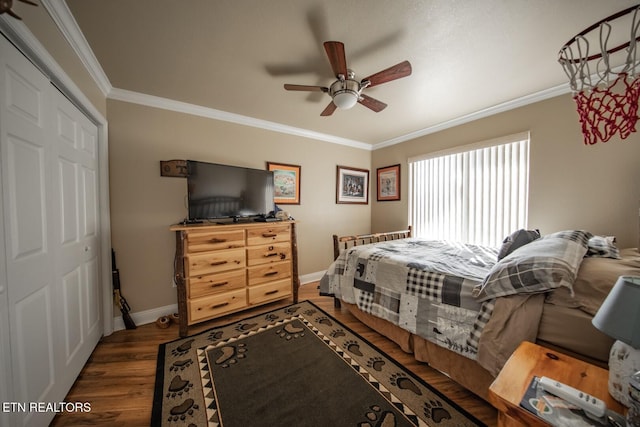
488;341;625;427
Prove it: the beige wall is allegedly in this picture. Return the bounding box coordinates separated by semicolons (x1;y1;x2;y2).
107;100;371;313
21;5;107;117
372;94;640;249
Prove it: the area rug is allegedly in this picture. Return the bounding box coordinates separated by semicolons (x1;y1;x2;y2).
152;300;486;426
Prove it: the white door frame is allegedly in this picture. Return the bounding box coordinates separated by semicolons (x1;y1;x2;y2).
0;15;113;336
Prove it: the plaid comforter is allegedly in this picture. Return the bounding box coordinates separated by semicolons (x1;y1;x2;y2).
319;238;499;359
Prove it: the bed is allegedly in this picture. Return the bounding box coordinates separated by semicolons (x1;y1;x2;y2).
319;227;640;401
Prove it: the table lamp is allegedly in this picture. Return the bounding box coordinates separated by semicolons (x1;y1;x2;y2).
592;275;640;406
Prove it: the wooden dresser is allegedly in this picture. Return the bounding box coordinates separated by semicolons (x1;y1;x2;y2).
170;220;300;337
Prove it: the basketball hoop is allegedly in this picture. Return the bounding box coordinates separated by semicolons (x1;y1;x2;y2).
558;5;640;145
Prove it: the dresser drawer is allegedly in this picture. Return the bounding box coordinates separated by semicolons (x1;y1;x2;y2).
189;269;246;298
246;242;291;266
247;261;291;286
248;279;291;305
186;248;245;277
186;229;245;253
188;288;247;323
247;224;290;246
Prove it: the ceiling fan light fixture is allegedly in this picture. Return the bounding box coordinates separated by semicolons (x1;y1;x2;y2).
330;77;360;110
332;90;359;109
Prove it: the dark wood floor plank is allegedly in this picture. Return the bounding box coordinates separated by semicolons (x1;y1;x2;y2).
51;284;498;426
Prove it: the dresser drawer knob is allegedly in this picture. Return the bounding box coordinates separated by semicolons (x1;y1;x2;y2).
210;260;228;266
262;233;277;238
264;271;278;277
264;252;278;258
209;238;227;243
265;290;278;296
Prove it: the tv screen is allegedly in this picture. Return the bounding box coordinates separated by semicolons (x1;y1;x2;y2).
187;160;275;221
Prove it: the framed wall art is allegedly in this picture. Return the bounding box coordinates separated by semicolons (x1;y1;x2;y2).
336;165;369;204
267;162;301;205
376;164;400;201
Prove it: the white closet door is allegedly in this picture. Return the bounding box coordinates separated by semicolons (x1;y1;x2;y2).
0;35;102;426
52;87;102;394
1;34;58;427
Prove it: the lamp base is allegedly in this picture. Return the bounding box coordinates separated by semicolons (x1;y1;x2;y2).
609;340;640;406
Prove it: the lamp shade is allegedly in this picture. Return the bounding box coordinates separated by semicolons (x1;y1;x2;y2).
592;276;640;348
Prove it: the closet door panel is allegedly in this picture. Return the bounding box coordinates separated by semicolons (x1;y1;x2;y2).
59;157;79;245
61;267;83;362
5;137;47;265
52;89;101;380
1;37;57;423
14;286;55;404
84;256;100;332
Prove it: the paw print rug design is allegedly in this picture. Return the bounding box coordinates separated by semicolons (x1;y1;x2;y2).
152;300;485;426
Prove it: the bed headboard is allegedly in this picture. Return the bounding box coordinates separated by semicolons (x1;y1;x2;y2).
332;226;412;260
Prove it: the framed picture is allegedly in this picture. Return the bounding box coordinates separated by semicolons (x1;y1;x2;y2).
267;162;301;205
336;165;369;204
376;164;401;201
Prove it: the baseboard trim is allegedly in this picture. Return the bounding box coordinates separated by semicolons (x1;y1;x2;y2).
113;271;327;330
300;271;326;284
113;304;178;331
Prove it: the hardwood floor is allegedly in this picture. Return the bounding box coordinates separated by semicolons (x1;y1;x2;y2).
51;283;498;426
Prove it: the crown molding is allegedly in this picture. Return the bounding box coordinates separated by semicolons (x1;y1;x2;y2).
41;0;111;96
373;83;571;150
109;88;373;150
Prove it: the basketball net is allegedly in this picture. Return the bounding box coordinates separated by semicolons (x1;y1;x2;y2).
558;5;640;145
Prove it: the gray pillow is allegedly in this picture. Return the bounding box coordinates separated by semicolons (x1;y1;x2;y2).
474;230;592;301
586;235;621;259
497;229;541;260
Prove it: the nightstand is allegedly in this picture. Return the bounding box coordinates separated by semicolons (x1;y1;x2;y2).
488;341;625;427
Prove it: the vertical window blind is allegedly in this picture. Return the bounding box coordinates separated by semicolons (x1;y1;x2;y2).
408;132;530;247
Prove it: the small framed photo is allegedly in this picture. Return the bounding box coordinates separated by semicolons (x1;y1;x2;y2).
336;165;369;204
377;164;400;201
267;162;301;205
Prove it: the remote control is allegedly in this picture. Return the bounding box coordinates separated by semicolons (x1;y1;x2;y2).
538;376;606;419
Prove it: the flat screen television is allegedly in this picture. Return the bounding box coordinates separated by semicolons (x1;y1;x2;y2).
186;160;275;221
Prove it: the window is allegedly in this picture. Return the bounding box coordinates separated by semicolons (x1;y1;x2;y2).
408;132;530;247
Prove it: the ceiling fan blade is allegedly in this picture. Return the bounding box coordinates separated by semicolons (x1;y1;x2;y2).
323;41;347;77
358;94;387;112
362;60;412;88
320;101;337;116
284;84;328;92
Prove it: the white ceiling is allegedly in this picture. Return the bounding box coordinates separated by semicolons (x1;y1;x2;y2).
59;0;640;148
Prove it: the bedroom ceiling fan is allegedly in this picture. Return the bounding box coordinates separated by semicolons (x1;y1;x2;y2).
284;41;412;116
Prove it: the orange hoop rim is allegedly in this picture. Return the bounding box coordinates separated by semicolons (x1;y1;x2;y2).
559;4;640;63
